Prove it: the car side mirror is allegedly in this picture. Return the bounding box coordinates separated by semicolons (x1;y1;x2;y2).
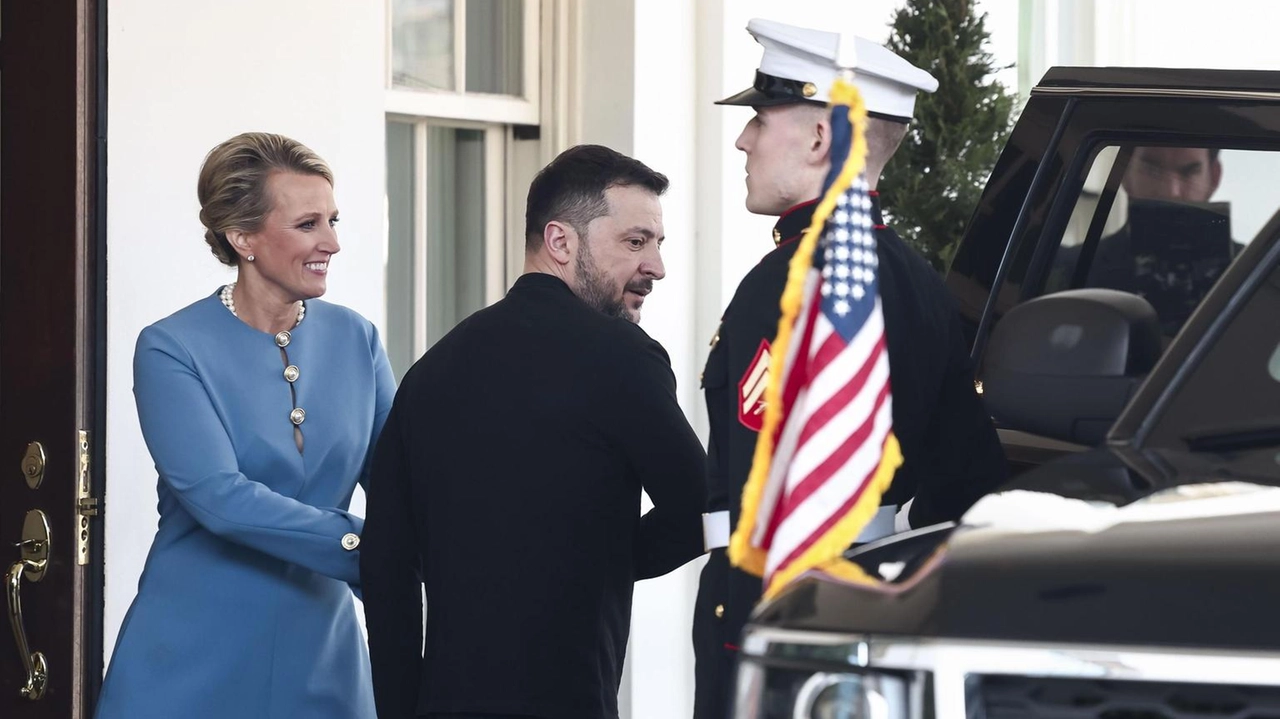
983;288;1162;445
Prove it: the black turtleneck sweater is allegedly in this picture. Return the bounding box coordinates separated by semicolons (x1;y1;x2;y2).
362;273;708;719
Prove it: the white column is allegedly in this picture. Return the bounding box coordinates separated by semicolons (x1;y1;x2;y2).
628;1;702;716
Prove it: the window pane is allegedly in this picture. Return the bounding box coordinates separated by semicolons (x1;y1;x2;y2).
426;127;487;345
392;0;455;91
465;0;523;95
978;141;1280;446
1147;256;1280;451
385;121;418;380
1045;143;1280;337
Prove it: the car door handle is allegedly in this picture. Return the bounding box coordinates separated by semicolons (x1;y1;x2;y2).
6;509;51;701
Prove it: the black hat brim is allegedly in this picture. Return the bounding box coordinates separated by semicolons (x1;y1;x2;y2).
715;86;800;107
714;71;826;107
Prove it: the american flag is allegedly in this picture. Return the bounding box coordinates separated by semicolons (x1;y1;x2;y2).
729;77;903;598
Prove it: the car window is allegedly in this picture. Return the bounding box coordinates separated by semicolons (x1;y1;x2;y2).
1145;256;1280;450
1043;144;1280;337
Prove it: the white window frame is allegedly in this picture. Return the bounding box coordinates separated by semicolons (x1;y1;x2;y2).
388;115;509;359
385;0;541;125
385;0;559;362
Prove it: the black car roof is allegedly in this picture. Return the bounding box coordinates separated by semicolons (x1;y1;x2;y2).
1036;66;1280;95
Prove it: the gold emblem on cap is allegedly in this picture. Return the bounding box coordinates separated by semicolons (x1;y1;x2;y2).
802;82;817;98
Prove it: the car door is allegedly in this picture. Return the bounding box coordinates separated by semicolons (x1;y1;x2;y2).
946;67;1280;475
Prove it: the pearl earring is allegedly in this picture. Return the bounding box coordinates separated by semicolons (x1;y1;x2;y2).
246;255;255;262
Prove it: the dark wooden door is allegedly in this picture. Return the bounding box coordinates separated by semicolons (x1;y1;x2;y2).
0;1;105;717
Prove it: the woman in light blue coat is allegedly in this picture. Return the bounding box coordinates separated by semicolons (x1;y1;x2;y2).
95;132;395;719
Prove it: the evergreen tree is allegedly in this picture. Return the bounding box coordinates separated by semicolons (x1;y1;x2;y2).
879;0;1016;272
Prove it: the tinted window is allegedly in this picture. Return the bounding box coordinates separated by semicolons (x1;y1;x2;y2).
971;97;1280;359
1042;144;1280;337
978;140;1280;442
1146;254;1280;449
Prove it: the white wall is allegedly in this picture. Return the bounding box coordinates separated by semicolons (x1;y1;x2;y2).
626;2;701;714
1022;0;1280;89
579;0;636;154
1096;0;1280;70
104;0;387;663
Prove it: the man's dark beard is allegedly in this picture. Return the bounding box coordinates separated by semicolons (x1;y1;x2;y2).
574;242;630;320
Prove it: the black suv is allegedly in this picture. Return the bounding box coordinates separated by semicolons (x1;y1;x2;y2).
734;68;1280;719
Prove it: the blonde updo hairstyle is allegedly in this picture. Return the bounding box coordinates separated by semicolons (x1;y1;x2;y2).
197;132;334;267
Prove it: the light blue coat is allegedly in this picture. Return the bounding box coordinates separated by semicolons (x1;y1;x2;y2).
95;290;395;719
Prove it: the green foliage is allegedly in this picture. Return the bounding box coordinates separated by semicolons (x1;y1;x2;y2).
879;0;1016;272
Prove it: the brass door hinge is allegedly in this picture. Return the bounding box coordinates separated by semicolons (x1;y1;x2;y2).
75;430;99;566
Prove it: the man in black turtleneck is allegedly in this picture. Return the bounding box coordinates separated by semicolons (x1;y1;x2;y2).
363;145;709;719
691;19;1008;719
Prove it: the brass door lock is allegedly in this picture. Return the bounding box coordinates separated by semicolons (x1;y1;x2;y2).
21;442;45;490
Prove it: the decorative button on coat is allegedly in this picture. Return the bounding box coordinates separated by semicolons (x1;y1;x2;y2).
284;365;300;383
289;408;306;425
340;533;360;551
275;331;292;348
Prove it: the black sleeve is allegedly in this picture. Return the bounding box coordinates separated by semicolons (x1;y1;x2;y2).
701;337;731;515
908;309;1010;527
360;401;424;719
607;330;709;580
704;432;730;513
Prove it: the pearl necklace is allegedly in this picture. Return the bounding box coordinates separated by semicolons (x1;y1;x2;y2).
219;282;305;327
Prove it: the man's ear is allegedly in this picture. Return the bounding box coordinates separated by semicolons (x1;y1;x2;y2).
543;220;575;266
810;113;833;165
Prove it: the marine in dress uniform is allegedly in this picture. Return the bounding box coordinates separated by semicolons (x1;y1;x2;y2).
692;20;1009;719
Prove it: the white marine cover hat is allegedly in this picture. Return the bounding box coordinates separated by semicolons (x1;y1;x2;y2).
716;18;939;122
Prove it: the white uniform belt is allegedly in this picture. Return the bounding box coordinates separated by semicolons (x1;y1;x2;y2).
701;504;901;552
702;511;731;551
